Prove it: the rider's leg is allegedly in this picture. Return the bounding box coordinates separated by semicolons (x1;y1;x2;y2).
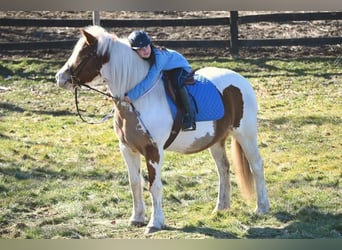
178;86;196;131
171;68;196;131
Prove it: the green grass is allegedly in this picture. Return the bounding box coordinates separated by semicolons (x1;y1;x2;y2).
0;55;341;238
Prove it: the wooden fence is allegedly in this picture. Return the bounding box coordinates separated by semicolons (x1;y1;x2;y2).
0;11;341;56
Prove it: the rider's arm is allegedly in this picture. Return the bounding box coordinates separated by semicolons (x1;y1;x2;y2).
125;59;164;102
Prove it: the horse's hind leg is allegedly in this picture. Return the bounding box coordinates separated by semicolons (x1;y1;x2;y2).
120;143;146;226
233;131;269;214
209;139;231;212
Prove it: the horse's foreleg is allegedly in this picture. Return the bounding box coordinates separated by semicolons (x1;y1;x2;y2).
209;139;231;212
120;144;146;226
144;145;165;234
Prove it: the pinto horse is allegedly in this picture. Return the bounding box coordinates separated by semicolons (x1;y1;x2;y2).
55;25;269;233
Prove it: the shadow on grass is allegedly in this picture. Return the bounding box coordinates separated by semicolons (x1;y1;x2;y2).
247;207;342;239
162;207;341;239
193;57;342;79
0;58;65;81
0;102;74;117
164;225;239;239
260;114;342;128
0;162;124;182
181;225;239;239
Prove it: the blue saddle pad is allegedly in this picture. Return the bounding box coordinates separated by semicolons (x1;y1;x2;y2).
166;74;224;121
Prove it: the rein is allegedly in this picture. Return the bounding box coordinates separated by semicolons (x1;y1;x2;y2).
73;83;152;140
74;83;115;124
74;83;154;141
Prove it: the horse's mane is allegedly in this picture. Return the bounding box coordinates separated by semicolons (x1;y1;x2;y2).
82;26;151;98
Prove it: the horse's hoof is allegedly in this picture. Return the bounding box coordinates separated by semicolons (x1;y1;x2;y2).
255;205;270;215
144;226;161;234
212;206;230;214
130;221;146;227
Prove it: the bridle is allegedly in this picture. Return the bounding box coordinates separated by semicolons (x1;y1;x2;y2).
68;43;116;124
66;41;154;141
69;43;102;87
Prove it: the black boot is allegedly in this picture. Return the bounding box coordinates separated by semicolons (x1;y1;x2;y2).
178;87;196;131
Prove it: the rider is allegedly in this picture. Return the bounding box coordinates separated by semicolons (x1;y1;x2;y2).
124;30;196;131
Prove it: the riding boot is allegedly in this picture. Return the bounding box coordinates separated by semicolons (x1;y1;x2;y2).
178;86;196;131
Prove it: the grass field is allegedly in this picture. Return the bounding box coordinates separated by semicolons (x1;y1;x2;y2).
0;54;341;239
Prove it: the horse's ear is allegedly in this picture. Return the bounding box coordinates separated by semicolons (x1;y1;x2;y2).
81;29;97;45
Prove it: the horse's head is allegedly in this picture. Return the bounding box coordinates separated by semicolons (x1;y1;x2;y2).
55;27;109;90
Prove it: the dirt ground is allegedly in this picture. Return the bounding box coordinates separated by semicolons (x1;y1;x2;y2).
0;11;341;58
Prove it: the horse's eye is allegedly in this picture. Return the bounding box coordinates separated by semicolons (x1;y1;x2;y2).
82;43;88;50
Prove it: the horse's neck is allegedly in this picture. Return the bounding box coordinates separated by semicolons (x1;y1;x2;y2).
102;40;150;99
112;76;169;120
100;38;169;119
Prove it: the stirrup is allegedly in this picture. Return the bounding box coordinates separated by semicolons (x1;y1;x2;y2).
181;112;196;131
182;122;196;131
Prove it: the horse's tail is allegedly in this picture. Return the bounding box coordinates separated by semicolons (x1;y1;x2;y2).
231;138;255;200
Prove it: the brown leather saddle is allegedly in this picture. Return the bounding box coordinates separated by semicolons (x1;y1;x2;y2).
162;70;196;149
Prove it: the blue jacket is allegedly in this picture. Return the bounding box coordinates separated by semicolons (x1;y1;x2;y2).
126;47;192;101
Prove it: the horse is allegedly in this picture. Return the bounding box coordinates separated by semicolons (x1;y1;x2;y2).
55;25;269;234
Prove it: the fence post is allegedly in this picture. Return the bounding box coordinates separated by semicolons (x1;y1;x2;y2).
92;11;100;25
229;11;239;58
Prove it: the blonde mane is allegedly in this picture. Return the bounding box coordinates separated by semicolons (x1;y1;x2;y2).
82;26;151;98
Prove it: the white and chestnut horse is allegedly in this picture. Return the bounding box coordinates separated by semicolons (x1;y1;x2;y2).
55;25;269;233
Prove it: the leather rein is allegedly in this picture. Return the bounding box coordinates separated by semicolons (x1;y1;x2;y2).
74;83;116;124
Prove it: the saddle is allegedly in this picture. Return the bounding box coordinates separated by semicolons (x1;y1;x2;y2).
162;71;224;149
162;71;196;149
163;70;196;101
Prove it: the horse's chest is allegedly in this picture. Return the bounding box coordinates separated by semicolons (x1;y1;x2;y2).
114;108;155;154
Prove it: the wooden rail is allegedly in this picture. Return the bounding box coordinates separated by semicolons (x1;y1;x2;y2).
0;11;341;57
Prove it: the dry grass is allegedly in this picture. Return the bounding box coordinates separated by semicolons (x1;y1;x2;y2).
0;54;341;238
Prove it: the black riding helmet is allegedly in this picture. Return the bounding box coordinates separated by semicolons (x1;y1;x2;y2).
128;30;151;50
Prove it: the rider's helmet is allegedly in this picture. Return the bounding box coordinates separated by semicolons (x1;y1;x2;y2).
128;30;151;50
